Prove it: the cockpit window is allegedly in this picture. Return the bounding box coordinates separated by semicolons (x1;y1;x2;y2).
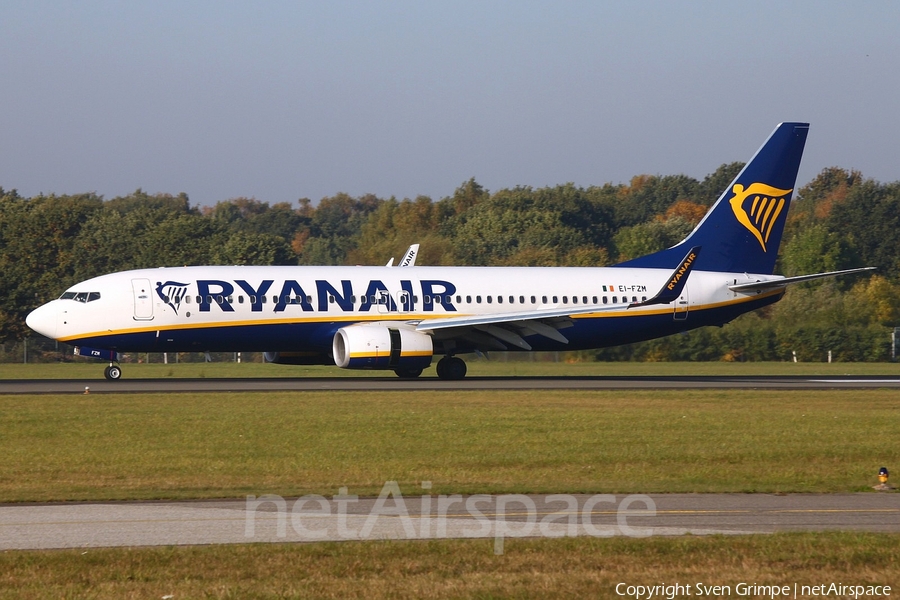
60;291;101;303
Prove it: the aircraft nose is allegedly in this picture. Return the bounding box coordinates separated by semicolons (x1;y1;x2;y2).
26;302;58;339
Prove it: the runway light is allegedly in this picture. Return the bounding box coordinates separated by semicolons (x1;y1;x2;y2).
874;467;892;491
84;386;90;395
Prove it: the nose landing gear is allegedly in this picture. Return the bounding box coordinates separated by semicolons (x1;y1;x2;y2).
104;364;122;381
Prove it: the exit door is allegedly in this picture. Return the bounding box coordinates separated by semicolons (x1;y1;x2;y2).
673;286;689;321
132;278;154;321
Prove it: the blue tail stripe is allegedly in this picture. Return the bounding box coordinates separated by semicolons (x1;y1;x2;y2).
615;122;809;274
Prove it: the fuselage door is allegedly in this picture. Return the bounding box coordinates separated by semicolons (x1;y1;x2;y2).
132;278;154;321
673;286;689;321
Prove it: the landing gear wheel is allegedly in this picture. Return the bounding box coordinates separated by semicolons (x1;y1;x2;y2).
394;367;423;379
436;356;467;380
104;365;122;381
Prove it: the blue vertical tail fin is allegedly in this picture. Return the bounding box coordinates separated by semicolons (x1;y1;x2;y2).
615;122;809;274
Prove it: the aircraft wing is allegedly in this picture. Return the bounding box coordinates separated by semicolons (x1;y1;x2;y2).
728;267;875;293
415;247;700;350
414;302;626;350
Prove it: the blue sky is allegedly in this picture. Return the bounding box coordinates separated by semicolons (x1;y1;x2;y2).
2;1;898;206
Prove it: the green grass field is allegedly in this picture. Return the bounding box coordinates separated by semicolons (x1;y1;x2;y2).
4;358;900;379
1;389;897;501
3;385;898;595
1;533;897;599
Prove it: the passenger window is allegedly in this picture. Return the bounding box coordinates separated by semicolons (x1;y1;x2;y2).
497;296;502;304
238;296;244;304
552;296;558;303
425;296;431;304
613;296;618;303
563;296;568;304
583;296;588;304
641;296;647;302
476;296;482;304
185;296;191;304
435;296;442;304
466;295;472;303
530;296;535;304
592;296;597;304
542;296;548;304
603;296;608;304
329;296;335;304
456;295;461;304
509;296;515;304
487;296;493;304
572;296;578;304
261;296;267;304
250;296;256;304
206;296;213;304
519;296;524;304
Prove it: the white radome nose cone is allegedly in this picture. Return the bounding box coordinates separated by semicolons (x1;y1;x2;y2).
26;303;57;339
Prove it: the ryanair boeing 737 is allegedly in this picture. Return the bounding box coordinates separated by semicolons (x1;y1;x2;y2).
26;123;873;380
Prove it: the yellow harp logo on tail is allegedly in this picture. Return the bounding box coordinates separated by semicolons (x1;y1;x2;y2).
729;183;792;252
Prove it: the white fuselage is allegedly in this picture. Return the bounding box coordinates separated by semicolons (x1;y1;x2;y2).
26;265;783;357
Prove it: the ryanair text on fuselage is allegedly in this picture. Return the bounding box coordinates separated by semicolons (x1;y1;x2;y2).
158;279;459;314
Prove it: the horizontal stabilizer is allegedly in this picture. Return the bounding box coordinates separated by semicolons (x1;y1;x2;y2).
728;267;876;293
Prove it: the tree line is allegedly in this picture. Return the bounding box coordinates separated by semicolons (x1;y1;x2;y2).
3;162;900;361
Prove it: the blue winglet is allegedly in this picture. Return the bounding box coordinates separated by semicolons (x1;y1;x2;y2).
629;246;701;308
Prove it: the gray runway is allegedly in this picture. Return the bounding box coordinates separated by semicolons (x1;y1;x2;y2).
1;493;897;550
3;375;900;394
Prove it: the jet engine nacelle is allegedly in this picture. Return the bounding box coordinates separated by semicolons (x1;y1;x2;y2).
333;323;433;370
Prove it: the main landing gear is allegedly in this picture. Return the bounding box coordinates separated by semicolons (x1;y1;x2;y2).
393;367;423;379
435;356;467;380
104;363;122;381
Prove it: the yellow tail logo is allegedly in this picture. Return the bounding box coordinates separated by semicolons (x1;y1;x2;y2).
729;183;792;252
